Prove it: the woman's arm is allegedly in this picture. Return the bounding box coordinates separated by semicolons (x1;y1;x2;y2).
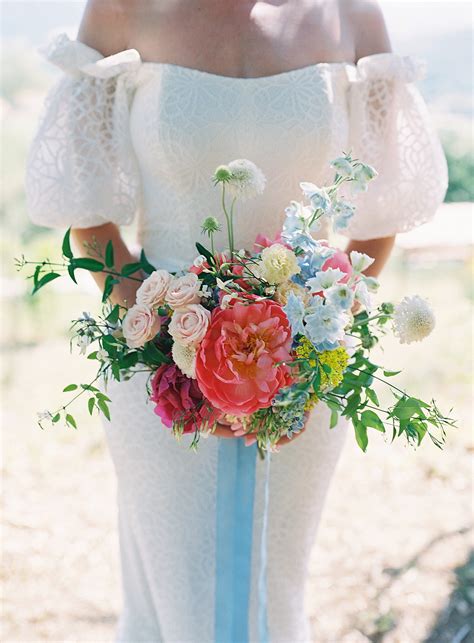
71;224;143;307
345;0;395;278
345;236;395;277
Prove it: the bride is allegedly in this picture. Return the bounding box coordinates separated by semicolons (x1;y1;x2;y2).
25;0;447;640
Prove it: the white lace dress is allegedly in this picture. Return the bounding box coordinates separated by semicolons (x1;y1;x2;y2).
25;34;447;643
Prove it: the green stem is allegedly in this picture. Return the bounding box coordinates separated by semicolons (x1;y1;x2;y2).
221;183;234;256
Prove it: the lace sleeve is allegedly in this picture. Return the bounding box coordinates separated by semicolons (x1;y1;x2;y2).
342;54;448;240
25;33;143;229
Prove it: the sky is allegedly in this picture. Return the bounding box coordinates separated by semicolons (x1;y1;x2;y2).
0;1;472;51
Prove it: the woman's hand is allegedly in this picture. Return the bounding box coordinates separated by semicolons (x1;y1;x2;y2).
213;416;308;448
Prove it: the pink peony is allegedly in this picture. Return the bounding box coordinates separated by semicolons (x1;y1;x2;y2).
253;232;290;252
150;364;216;433
195;300;293;415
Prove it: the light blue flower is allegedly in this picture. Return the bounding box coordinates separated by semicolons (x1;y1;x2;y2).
332;200;356;231
306;268;344;293
295;242;335;283
325;284;355;311
304;298;347;345
283;291;306;336
299;182;331;212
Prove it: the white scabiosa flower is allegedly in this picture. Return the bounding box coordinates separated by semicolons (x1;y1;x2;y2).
172;341;197;379
257;243;300;285
226;159;266;200
393;296;435;344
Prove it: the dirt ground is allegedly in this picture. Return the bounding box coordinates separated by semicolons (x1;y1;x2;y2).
1;256;473;642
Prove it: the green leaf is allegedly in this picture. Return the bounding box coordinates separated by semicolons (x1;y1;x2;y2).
97;398;111;421
33;264;41;288
361;409;385;432
343;392;361;418
87;351;98;360
392;397;425;421
72;258;104;272
32;272;61;294
354;419;368;451
65;414;77;429
143;341;171;366
52;413;61;423
195;242;214;265
383;369;402;377
63;384;78;392
62;228;73;259
105;240;115;268
111;362;121;380
81;384;100;392
68;263;78;284
329;408;339;429
88;398;95;416
96;392;112;403
366;388;379;407
140;249;156;275
321;363;332;375
121;262;143;277
102;274;117;303
106;304;120;325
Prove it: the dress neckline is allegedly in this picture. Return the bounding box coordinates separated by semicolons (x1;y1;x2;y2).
140;59;355;82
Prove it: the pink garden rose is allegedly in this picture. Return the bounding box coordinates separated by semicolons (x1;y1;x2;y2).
136;269;173;308
165;273;202;309
169;304;211;347
195;300;293;415
122;304;161;348
150;363;216;433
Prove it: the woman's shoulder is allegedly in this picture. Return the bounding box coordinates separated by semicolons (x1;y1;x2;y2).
77;0;136;56
339;0;392;60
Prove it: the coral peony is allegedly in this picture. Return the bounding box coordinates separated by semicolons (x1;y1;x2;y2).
195;300;293;415
150;364;215;433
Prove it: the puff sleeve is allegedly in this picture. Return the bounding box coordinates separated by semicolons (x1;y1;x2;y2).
342;53;448;240
25;33;143;228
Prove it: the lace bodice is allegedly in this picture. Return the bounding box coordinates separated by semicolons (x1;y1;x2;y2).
26;33;447;271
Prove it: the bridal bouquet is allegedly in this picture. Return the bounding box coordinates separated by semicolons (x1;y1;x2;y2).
19;154;454;454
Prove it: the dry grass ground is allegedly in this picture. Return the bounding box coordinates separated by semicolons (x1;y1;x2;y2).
1;249;472;642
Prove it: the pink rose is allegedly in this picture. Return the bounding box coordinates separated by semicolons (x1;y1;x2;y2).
165;273;202;309
169;304;211;347
150;364;217;433
196;300;293;415
136;270;173;307
122;303;161;348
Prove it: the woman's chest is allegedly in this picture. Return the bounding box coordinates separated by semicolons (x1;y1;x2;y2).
129;65;351;187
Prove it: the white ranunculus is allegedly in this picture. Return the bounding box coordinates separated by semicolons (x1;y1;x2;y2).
350;250;375;273
122;304;161;348
165;273;202;309
168;304;210;347
172;341;197;379
136;269;173;308
393;296;435;344
226;159;266;200
257;243;300;285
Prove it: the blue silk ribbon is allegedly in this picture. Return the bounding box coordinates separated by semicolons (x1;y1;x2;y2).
215;437;270;642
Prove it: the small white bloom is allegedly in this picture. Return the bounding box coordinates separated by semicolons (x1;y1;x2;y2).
96;348;111;363
221;294;236;309
77;334;92;354
350;250;375;273
354;280;372;311
172;341;197;378
37;410;52;422
226;159;266;200
193;255;207;268
393;296;435;344
307;268;345;293
363;276;380;292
